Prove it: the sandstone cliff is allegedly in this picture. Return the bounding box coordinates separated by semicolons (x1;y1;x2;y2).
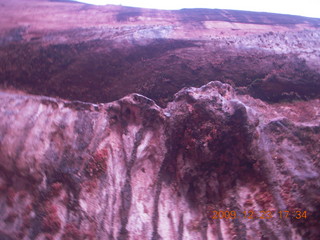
0;0;319;239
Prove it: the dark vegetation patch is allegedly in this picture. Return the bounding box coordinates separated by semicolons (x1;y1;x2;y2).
0;38;319;107
0;27;26;45
177;9;320;26
116;10;141;22
248;57;320;102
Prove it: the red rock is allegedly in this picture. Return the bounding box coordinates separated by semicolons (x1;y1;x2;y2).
0;0;320;239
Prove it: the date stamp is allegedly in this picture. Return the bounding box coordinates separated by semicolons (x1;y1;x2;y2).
209;210;307;220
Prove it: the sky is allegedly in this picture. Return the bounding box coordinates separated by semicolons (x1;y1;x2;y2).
72;0;320;18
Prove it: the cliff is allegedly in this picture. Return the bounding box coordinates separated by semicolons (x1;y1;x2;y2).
0;0;319;239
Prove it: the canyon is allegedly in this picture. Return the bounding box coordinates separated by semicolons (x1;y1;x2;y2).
0;0;319;239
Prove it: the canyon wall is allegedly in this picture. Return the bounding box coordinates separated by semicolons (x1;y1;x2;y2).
0;0;320;239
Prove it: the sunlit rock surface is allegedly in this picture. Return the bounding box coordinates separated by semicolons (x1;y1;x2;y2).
0;0;320;239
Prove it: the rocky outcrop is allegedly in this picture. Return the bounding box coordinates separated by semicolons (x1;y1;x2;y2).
0;0;320;239
0;82;319;239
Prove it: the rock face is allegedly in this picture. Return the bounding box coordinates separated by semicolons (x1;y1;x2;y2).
0;0;320;240
0;82;319;240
